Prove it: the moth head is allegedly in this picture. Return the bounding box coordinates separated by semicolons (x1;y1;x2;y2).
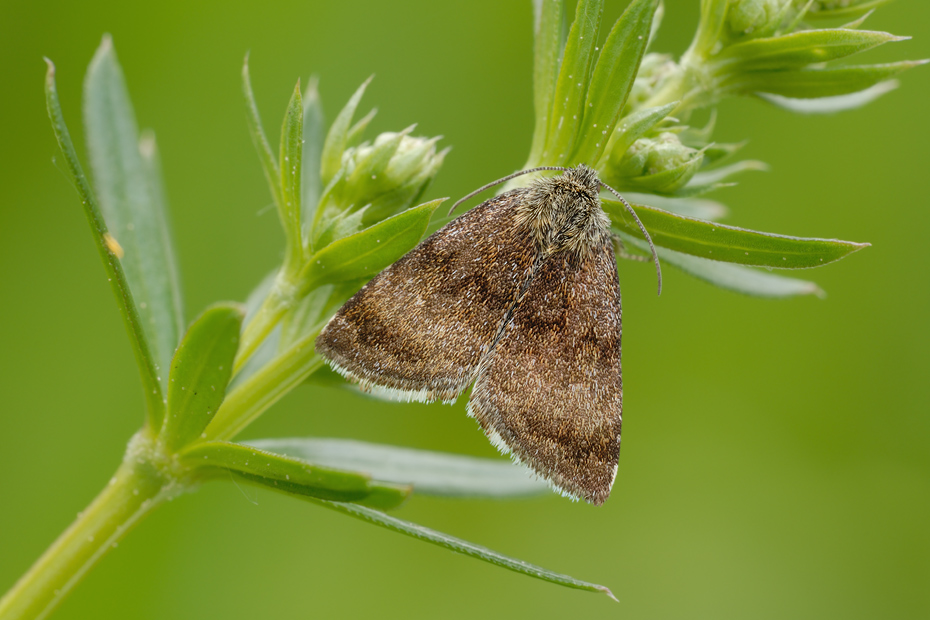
521;165;611;258
447;164;662;295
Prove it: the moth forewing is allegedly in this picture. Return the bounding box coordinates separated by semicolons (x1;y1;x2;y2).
468;238;622;505
316;165;629;504
314;190;538;403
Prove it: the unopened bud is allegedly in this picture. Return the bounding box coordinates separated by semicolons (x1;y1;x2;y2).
606;133;703;194
728;0;788;37
339;130;446;225
314;130;446;248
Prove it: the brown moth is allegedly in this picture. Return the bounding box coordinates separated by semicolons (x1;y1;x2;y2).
315;165;660;505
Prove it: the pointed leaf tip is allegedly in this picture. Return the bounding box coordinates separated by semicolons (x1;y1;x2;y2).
84;36;187;398
605;201;870;269
44;46;166;418
316;500;615;597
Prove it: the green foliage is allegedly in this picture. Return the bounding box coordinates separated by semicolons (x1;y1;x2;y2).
43;56;166;422
316;500;617;600
245;438;549;497
604;200;868;269
83;36;186;394
179;441;410;509
162;304;243;452
5;1;924;618
299;198;443;289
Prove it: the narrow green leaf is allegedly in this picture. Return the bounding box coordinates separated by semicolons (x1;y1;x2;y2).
691;0;730;57
162;304;243;452
783;0;817;35
279;284;335;347
242;54;283;212
279;80;304;268
315;500;616;599
623;151;705;194
544;0;603;164
301;77;325;247
181;440;409;509
320;76;372;186
678;108;716;145
44;57;164;419
604;102;677;164
299;198;443;289
572;0;658;165
604;200;869;268
83;35;185;393
619;233;824;298
623;191;728;220
247;438;550;498
718;29;907;71
684;160;768;191
669;182;737;198
346;108;377;148
138;130;185;337
758;80;898;114
840;9;876;30
311;206;368;259
208;331;326;441
138;131;184;431
731;61;927;99
805;0;890;20
527;0;564;165
230;270;280;387
646;0;663;50
701;141;747;167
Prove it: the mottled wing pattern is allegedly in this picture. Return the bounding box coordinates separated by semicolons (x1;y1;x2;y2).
315;190;537;403
468;238;622;505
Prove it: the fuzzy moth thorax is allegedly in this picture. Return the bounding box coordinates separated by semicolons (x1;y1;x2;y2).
516;164;612;260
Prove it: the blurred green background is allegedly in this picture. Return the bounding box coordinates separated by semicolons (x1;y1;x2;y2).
1;1;928;618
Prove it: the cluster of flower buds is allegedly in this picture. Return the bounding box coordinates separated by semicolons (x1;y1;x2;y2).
236;70;447;363
315;128;445;246
608;132;704;194
592;0;919;201
727;0;793;40
308;81;446;251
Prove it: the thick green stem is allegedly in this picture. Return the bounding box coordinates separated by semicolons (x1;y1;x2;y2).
0;431;185;620
207;328;325;442
234;273;302;373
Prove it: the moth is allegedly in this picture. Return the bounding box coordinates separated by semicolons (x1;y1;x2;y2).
315;165;660;504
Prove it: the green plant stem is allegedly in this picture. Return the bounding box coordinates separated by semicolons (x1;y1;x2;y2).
0;432;184;620
208;329;325;442
234;275;300;372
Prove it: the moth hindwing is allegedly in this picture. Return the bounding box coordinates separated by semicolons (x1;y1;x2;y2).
315;165;623;504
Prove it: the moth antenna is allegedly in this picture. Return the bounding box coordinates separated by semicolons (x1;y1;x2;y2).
600;182;663;296
448;166;572;216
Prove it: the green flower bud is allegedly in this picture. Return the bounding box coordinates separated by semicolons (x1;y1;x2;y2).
313;129;446;248
340;129;446;224
606;132;704;194
625;53;679;113
614;137;655;178
728;0;789;38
